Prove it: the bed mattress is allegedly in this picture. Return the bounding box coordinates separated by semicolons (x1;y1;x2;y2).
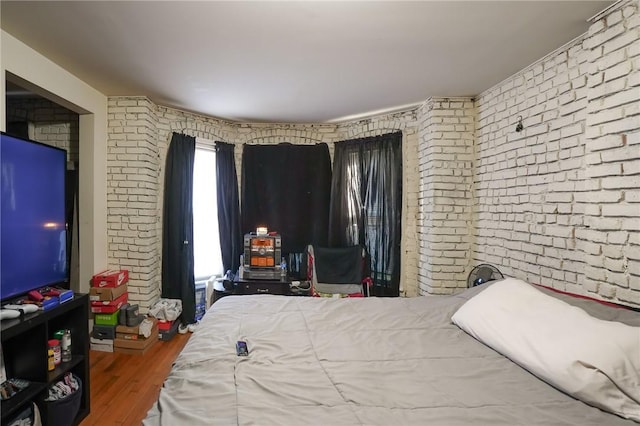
144;284;639;425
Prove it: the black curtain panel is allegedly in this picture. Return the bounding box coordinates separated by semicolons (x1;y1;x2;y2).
215;141;242;275
161;132;196;324
241;143;331;255
329;132;402;297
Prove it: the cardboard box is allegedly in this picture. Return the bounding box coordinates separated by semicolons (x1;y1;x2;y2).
114;325;158;355
114;331;156;349
90;336;114;352
116;323;140;335
91;269;129;288
157;319;174;331
92;324;117;340
116;316;157;336
90;284;128;302
90;292;128;313
116;332;141;340
159;320;180;341
94;310;120;326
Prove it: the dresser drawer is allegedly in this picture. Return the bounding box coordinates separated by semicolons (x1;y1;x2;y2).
239;281;290;295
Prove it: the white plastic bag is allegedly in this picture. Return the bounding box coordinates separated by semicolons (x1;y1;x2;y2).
148;298;183;322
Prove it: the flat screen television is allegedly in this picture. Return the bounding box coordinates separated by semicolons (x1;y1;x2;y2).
0;132;68;302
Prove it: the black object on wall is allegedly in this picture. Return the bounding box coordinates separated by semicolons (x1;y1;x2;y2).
66;164;78;288
161;132;196;324
241;143;332;254
215;141;242;275
329;132;403;297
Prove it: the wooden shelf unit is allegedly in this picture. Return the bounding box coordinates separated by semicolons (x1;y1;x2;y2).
1;294;90;425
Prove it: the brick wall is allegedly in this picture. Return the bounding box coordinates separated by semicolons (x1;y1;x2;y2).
105;0;638;308
5;97;79;162
106;100;419;309
417;98;475;294
581;0;639;304
474;0;639;306
107;98;161;308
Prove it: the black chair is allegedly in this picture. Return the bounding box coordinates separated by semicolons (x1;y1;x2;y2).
306;245;371;297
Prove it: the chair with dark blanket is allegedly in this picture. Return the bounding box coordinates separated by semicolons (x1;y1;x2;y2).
307;245;371;297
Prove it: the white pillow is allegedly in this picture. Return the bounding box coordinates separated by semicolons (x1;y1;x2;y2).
451;278;640;421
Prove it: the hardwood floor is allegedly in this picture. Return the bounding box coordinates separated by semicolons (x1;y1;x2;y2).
80;333;190;425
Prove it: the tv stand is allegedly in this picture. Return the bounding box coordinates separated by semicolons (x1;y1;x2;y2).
1;294;90;425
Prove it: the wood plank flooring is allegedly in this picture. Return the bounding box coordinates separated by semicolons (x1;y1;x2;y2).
80;333;190;425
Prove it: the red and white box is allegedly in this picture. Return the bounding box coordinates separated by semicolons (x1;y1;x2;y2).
157;320;175;331
90;283;128;302
91;292;128;313
92;269;129;288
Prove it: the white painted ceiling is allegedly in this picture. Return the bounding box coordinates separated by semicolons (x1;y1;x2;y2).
1;1;613;123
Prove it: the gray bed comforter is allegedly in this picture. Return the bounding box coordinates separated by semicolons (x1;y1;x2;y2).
144;284;639;425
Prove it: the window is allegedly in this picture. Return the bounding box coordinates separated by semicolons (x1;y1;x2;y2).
331;132;402;296
193;141;223;281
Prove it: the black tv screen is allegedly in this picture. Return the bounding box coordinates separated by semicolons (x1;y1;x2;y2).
1;132;68;301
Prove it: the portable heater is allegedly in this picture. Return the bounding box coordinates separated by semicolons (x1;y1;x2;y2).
242;233;282;280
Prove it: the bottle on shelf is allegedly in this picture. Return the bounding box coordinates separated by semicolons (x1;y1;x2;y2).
61;329;72;362
47;347;55;371
48;339;61;366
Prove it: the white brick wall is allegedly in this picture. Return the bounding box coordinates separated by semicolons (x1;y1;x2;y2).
107;98;161;310
6;98;79;163
105;0;638;308
417;98;476;294
581;0;640;305
474;0;639;306
107;99;420;308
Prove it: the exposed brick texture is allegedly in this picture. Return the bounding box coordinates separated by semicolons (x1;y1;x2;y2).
473;0;639;306
5;97;79;163
107;98;161;309
417;98;475;294
104;0;639;308
107;102;419;309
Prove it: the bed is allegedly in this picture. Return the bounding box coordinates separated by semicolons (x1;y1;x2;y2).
144;279;640;425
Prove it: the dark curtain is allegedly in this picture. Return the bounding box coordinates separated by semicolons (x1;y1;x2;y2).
329;132;402;296
162;133;196;324
241;143;331;257
215;142;242;275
